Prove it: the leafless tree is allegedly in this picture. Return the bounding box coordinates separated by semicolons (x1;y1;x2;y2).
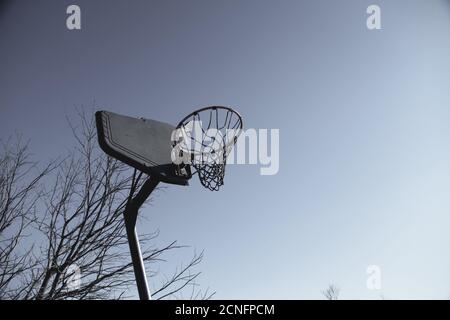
0;111;213;300
0;137;54;298
322;284;340;300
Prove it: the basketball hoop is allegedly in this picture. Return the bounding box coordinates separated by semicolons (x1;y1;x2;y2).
96;107;243;300
172;106;243;191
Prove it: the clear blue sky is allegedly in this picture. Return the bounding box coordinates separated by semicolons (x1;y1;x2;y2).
1;0;450;299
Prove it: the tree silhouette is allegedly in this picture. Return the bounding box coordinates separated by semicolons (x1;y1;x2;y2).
322;284;340;300
0;111;212;300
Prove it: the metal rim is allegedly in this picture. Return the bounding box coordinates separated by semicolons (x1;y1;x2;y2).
176;106;243;130
175;106;243;155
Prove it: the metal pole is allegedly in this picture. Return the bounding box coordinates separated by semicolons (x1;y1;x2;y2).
124;176;159;300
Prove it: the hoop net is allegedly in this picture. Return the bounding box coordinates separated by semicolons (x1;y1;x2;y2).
172;106;243;191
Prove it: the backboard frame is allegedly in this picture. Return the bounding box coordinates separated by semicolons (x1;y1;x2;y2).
95;110;191;186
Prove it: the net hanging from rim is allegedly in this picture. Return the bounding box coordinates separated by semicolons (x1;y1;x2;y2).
172;106;243;191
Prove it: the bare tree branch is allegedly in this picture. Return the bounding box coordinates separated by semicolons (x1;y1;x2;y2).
0;110;211;300
322;284;340;300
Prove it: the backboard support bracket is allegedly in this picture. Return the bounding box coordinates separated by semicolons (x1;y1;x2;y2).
124;170;159;300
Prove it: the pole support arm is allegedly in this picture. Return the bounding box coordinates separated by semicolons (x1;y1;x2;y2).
124;175;159;300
